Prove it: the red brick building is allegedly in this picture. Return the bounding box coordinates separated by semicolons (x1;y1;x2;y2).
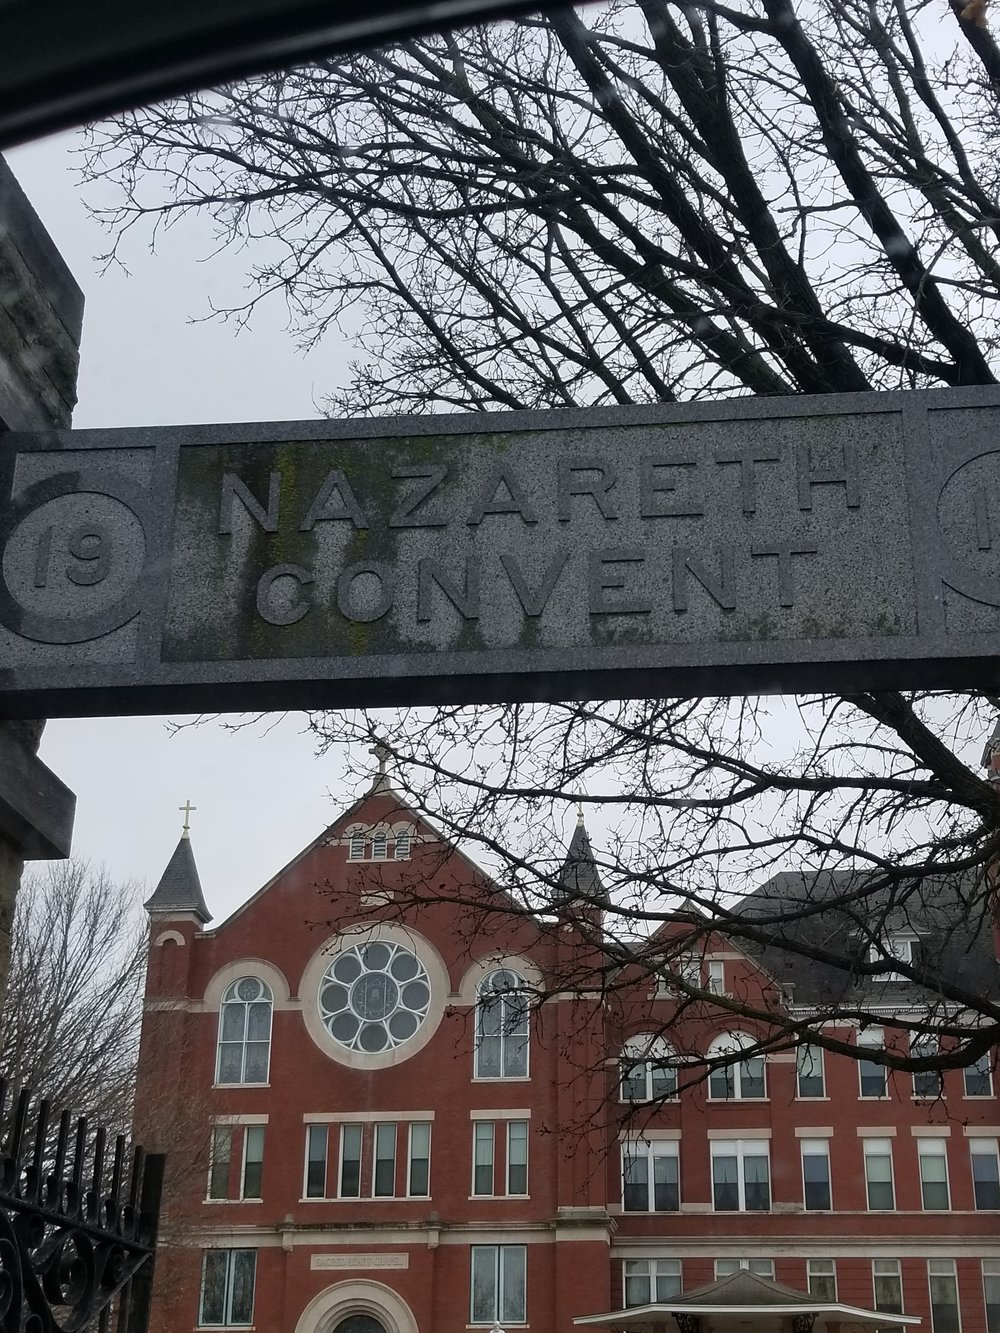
136;763;1000;1333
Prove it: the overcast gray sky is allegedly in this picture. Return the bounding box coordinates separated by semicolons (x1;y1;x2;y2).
6;131;367;923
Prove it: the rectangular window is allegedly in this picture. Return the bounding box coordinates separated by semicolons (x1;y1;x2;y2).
797;1045;825;1098
622;1141;679;1212
507;1120;528;1196
371;831;388;859
873;1259;903;1316
715;1259;774;1279
983;1260;1000;1333
711;1140;770;1212
208;1126;232;1201
241;1125;264;1200
801;1138;832;1211
339;1124;363;1198
305;1124;328;1199
863;1138;895;1210
393;831;412;859
348;833;365;860
200;1249;256;1327
373;1122;397;1197
624;1258;682;1307
808;1260;837;1302
929;1260;961;1333
470;1245;526;1324
707;960;726;995
912;1035;942;1099
676;954;702;987
473;1122;494;1196
971;1139;1000;1209
917;1138;950;1210
870;935;921;980
965;1053;994;1098
859;1028;887;1098
408;1122;431;1197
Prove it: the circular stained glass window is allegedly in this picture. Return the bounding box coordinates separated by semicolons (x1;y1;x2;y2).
319;941;431;1053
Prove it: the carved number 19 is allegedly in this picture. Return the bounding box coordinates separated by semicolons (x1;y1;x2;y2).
33;525;112;588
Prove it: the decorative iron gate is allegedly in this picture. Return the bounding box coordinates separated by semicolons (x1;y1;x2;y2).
0;1080;163;1332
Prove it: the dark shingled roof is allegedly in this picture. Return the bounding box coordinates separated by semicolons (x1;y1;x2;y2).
734;868;997;1008
144;835;212;923
668;1270;815;1307
555;819;610;908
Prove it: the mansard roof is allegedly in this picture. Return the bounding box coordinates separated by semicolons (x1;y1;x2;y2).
734;867;998;1007
144;834;212;923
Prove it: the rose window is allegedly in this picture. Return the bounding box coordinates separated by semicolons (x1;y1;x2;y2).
319;941;431;1053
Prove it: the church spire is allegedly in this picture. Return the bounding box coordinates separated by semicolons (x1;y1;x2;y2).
144;811;212;923
555;808;609;909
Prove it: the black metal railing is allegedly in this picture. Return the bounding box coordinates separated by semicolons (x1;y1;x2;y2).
0;1079;163;1333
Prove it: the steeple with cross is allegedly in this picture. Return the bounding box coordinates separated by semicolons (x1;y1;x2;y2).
179;798;197;839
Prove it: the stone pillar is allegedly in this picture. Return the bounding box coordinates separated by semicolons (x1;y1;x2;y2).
0;155;83;1003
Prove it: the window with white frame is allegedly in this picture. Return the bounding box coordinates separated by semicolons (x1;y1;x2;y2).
348;833;365;860
707;960;726;995
622;1139;680;1212
241;1125;264;1200
808;1260;837;1302
711;1140;770;1211
715;1259;774;1280
858;1028;887;1099
216;977;272;1085
675;954;702;987
371;830;389;860
983;1259;1000;1333
801;1138;832;1210
408;1121;431;1196
305;1124;327;1199
206;1123;263;1201
472;1119;528;1197
624;1259;682;1307
707;1032;766;1099
200;1249;256;1327
339;1123;363;1197
393;830;412;859
620;1035;678;1102
917;1138;950;1210
869;934;922;980
306;1121;430;1200
796;1044;825;1098
472;1121;495;1196
965;1052;994;1098
475;970;529;1078
470;1245;526;1324
863;1138;895;1210
507;1120;528;1195
928;1259;961;1333
971;1138;1000;1209
912;1034;942;1099
373;1122;396;1197
873;1259;903;1316
208;1126;232;1200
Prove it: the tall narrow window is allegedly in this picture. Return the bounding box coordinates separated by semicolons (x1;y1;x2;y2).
348;833;365;860
707;1032;766;1099
971;1139;1000;1209
917;1139;950;1210
241;1126;265;1200
339;1124;363;1198
808;1261;837;1302
473;1122;494;1196
216;978;273;1085
707;960;726;995
873;1260;903;1317
622;1141;680;1212
796;1045;825;1098
393;830;412;859
620;1035;677;1102
965;1053;994;1098
801;1138;832;1210
983;1260;1000;1333
200;1250;256;1327
373;1123;397;1197
371;830;389;860
711;1140;770;1211
475;970;529;1079
858;1028;886;1099
863;1138;895;1210
912;1035;942;1099
208;1126;232;1200
470;1245;526;1324
625;1259;682;1307
305;1125;327;1199
408;1122;431;1197
507;1121;528;1195
928;1260;961;1333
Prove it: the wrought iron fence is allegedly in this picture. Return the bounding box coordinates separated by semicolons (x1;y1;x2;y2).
0;1079;163;1333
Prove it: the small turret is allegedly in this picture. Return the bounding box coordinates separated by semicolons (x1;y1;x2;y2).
554;806;609;912
144;800;211;925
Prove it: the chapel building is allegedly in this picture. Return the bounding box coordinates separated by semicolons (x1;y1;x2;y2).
134;760;1000;1333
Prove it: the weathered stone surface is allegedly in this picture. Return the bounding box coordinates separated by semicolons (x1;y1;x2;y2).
0;723;75;858
0;386;998;716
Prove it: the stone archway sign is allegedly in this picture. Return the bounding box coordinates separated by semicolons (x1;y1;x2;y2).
1;386;999;719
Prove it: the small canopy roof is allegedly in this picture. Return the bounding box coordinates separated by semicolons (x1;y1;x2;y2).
574;1270;920;1332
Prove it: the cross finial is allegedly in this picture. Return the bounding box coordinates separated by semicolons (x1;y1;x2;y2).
370;740;390;777
179;799;197;838
576;801;585;826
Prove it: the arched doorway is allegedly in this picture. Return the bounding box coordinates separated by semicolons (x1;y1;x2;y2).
332;1319;388;1333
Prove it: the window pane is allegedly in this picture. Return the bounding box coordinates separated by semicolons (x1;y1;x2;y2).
713;1153;739;1210
476;1034;501;1078
471;1247;496;1322
625;1261;651;1308
918;1146;948;1210
803;1150;831;1210
965;1055;992;1097
217;1043;243;1085
709;1067;734;1099
860;1059;886;1097
243;1126;264;1199
655;1260;683;1300
500;1246;526;1323
409;1122;430;1197
504;1031;528;1077
220;1004;245;1042
874;1262;903;1314
651;1062;677;1100
983;1261;1000;1333
652;1152;679;1211
306;1125;327;1198
743;1151;770;1210
341;1124;362;1197
209;1127;232;1200
229;1251;256;1325
929;1263;960;1333
374;1123;396;1197
621;1062;646;1100
200;1252;227;1325
507;1121;528;1195
244;1041;269;1083
808;1261;836;1302
246;1002;271;1039
797;1046;824;1097
474;1122;494;1195
623;1149;647;1211
972;1146;1000;1209
739;1057;765;1098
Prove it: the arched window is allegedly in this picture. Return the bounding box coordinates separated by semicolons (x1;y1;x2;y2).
475;970;529;1078
707;1031;765;1099
332;1319;388;1333
621;1034;678;1102
216;977;273;1084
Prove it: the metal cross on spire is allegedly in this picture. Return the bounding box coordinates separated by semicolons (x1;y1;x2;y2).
179;798;197;838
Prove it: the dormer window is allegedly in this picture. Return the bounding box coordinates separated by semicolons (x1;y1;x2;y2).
869;935;922;981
